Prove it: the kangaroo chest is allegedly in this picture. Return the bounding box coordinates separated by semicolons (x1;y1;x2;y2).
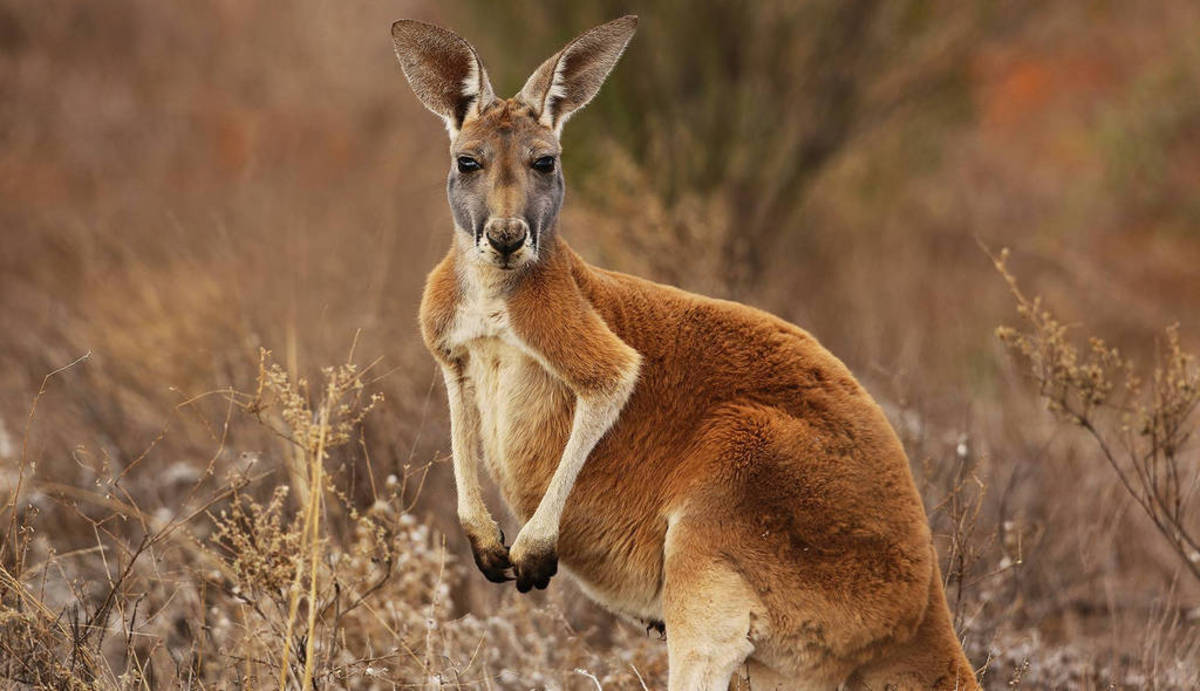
447;278;573;517
463;336;572;513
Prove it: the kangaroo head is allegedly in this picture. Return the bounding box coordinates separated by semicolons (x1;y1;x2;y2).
391;16;637;271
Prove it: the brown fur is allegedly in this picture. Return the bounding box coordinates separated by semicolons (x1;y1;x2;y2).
395;15;978;689
421;239;977;687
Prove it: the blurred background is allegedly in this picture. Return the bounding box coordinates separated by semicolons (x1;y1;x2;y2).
2;0;1199;688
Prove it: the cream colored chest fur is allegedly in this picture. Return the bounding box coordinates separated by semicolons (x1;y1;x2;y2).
464;337;566;498
445;272;568;509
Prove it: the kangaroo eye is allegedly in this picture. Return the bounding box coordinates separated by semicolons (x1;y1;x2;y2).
531;156;556;173
457;156;481;173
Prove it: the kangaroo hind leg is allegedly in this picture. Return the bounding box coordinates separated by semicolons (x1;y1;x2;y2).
662;518;761;691
845;575;979;690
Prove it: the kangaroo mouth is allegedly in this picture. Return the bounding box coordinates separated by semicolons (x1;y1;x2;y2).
491;252;533;271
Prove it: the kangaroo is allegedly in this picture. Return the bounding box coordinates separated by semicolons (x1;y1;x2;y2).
391;15;977;690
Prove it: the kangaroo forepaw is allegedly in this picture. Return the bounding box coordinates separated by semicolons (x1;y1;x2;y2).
512;543;558;593
466;529;513;583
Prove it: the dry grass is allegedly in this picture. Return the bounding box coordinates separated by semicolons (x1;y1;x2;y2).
1;350;668;688
995;248;1200;584
2;0;1200;688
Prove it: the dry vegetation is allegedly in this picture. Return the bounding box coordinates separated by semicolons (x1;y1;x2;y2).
2;1;1200;688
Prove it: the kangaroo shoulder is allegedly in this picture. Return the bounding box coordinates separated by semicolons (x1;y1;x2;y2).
419;253;461;364
506;252;640;397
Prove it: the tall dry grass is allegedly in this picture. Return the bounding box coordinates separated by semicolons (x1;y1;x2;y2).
2;0;1200;687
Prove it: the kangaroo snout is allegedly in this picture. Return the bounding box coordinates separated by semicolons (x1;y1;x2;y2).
484;218;529;256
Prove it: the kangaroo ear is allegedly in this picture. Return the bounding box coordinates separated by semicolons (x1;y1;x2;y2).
517;15;637;135
391;19;495;136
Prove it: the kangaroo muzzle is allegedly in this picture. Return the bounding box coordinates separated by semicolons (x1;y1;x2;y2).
484;218;529;257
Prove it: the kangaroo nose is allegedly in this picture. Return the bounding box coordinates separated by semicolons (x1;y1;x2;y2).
484;219;528;256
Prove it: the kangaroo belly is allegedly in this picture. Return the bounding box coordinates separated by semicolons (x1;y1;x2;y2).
465;337;573;515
